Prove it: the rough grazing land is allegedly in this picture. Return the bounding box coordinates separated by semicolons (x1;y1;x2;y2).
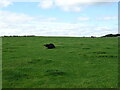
2;37;118;88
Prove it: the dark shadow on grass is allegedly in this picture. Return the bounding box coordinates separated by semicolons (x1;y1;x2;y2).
96;55;118;58
82;48;90;49
3;70;28;81
44;59;53;64
106;47;111;49
27;58;53;64
45;69;66;76
93;51;106;54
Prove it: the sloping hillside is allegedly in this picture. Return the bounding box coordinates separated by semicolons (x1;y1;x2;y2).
2;37;118;88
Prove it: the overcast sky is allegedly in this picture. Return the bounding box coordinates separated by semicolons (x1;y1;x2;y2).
0;0;118;37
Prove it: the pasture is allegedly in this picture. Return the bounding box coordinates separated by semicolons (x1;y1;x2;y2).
2;37;118;88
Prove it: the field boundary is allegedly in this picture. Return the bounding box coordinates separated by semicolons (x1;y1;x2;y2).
0;37;2;90
118;1;120;88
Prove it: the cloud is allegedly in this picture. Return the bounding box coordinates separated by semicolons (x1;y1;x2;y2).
101;16;118;20
38;0;119;12
0;11;35;23
7;0;120;1
0;0;12;8
38;0;89;12
0;0;118;12
77;17;90;21
0;11;58;24
97;16;118;21
54;0;83;12
38;0;54;9
0;10;117;37
0;10;65;36
60;6;83;12
47;17;57;21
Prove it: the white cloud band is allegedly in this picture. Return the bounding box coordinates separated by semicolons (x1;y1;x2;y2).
6;0;120;2
0;10;117;37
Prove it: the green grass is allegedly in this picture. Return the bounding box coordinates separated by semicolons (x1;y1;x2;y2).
2;37;118;88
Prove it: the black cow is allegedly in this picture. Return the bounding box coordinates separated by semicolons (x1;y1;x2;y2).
91;36;96;38
44;43;55;49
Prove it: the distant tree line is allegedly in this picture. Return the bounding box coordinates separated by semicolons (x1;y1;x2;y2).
1;34;120;37
1;35;36;37
102;34;120;37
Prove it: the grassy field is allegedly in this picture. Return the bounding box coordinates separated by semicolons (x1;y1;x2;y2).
2;36;118;88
